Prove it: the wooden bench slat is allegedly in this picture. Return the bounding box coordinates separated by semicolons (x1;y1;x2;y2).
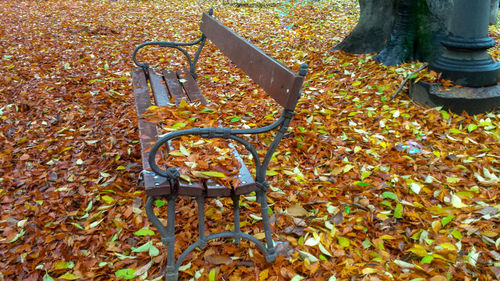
163;69;187;106
132;68;159;171
177;69;207;104
200;13;303;110
132;67;152;116
145;173;205;197
148;68;171;107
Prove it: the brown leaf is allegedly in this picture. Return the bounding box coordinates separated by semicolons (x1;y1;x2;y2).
204;254;233;265
286;205;308;217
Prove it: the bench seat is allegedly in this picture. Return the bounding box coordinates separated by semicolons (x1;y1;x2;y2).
132;67;256;198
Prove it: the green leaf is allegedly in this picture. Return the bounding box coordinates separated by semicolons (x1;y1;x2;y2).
208;268;216;281
382;191;398;200
362;239;373;249
172;122;186;129
361;170;371;180
441;110;450;121
421;255;434;264
467;124;478;132
337;236;350;248
230;116;240;122
200;171;226;178
266;170;278;176
134;228;155;236
155;200;165;207
89;219;103;229
149;245;159;257
291;276;305;281
132;241;152;253
441;216;455;227
59;273;81;280
380;200;393;208
43;273;55;281
70;222;83;230
394;203;403;218
115;268;136;280
101;195;115;204
450;229;463;240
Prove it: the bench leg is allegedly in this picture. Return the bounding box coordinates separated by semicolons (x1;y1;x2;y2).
257;189;277;262
196;196;207;249
232;194;242;245
145;195;179;281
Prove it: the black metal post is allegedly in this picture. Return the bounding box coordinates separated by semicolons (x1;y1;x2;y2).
430;0;499;87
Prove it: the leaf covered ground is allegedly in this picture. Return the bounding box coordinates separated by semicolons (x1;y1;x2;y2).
0;0;499;280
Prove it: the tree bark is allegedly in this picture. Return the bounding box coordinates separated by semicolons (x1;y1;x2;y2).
335;0;453;66
333;0;395;54
491;0;499;26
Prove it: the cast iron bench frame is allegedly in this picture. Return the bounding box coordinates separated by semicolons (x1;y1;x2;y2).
132;9;307;281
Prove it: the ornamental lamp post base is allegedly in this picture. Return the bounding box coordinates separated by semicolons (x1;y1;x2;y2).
409;80;500;115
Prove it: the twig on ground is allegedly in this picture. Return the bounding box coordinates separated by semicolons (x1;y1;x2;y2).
391;63;429;99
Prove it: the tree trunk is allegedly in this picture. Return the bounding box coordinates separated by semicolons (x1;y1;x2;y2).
335;0;453;66
491;0;499;26
333;0;395;54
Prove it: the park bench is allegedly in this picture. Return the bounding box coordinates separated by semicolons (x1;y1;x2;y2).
131;9;307;281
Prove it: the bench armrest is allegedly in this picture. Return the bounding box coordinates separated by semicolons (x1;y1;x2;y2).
148;110;295;182
132;36;206;77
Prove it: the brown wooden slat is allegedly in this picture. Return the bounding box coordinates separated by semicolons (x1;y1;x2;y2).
200;13;304;110
132;67;158;171
148;68;171;107
132;67;152;116
205;144;256;197
234;157;256;195
177;69;207;104
163;69;187;106
145;173;205;197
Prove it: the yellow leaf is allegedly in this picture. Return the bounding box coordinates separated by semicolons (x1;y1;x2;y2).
380;235;395;240
179;99;189;109
408;244;428;257
254;233;266;240
101;195;114;204
259;269;269;281
436;242;456;252
451;194;468;208
179;144;190;157
362;268;377;275
343;164;355;173
169;151;185;157
446;176;460;184
200;171;226;178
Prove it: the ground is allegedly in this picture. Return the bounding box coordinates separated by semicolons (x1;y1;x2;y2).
0;0;499;280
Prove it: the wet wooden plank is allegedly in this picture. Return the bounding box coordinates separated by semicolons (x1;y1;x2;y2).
234;153;256;196
148;68;171;106
163;69;187;106
205;144;256;197
200;13;303;110
132;67;152;116
177;69;207;104
132;67;158;171
145;173;205;197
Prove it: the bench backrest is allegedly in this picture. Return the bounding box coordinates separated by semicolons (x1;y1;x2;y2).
200;13;305;110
